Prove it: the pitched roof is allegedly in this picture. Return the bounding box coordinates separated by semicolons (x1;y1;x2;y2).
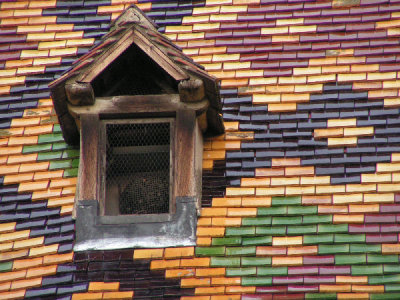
49;5;223;144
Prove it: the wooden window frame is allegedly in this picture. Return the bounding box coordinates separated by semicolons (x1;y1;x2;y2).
99;118;176;223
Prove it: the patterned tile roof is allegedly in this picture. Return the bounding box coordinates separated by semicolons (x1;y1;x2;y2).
0;0;400;299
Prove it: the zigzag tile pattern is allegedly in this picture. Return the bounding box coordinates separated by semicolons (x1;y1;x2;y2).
0;0;400;299
142;0;400;299
0;0;205;299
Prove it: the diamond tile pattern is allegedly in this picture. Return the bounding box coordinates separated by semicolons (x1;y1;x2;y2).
0;0;400;299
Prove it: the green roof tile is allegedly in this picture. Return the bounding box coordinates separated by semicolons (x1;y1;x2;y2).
241;257;271;266
212;237;241;246
287;225;317;235
385;284;400;292
53;124;61;133
335;254;366;265
71;158;79;168
287;205;317;215
52;142;70;151
303;215;332;224
318;224;348;233
271;196;301;206
242;276;272;286
226;267;256;277
319;244;349;255
37;151;62;161
383;264;400;274
334;234;365;243
258;206;287;216
350;244;381;254
62;149;80;159
257;267;287;276
22;143;52;154
369;274;400;285
242;217;271;226
256;226;286;235
242;236;272;246
195;247;225;257
368;254;399;264
370;294;400;300
226;246;256;256
63;168;78;178
351;265;383;276
38;133;64;144
225;227;255;236
0;261;12;272
272;216;302;225
303;234;334;244
305;293;336;299
49;160;72;170
210;257;240;267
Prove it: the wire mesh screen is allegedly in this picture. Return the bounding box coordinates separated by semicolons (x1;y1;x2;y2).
105;122;171;215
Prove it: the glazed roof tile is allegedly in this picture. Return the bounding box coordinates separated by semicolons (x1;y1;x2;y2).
1;0;400;298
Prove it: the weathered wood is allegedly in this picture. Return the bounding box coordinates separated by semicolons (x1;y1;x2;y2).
68;95;209;118
65;81;95;106
174;109;201;198
50;84;80;145
206;106;225;136
78;114;99;202
178;78;205;102
78;30;135;83
197;111;208;133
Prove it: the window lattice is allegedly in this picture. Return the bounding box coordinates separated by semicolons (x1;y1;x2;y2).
105;122;171;215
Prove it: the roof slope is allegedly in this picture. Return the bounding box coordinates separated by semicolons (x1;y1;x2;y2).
0;0;400;299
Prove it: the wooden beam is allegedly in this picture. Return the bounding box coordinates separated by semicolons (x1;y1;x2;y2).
68;95;209;118
78;114;99;201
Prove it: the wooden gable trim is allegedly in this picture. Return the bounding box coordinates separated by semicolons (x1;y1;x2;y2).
77;27;188;84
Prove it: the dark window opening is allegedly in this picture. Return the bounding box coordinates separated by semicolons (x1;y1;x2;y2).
92;43;177;97
104;120;172;215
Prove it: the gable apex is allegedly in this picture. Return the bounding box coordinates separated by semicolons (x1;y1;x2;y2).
49;5;224;145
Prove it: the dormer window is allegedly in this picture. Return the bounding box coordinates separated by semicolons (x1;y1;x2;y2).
102;119;173;216
49;5;223;251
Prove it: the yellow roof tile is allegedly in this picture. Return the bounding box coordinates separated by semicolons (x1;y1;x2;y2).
11;277;42;290
7;153;37;165
88;282;119;292
47;195;74;207
60;205;73;215
66;38;95;47
0;249;29;262
8;135;38;146
37;40;66;50
49;47;77;57
29;0;56;8
14;8;42;17
45;24;74;32
1;17;29;26
29;244;58;257
28;16;57;25
5;59;33;69
43;252;73;265
26;265;57;278
12;257;43;270
32;188;61;201
0;76;26;87
17;66;45;76
13;237;44;251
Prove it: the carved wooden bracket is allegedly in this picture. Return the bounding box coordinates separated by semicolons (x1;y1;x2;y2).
178;78;205;103
65;81;95;106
